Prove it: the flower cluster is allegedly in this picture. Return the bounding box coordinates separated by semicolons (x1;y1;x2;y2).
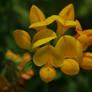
5;50;34;85
13;4;92;83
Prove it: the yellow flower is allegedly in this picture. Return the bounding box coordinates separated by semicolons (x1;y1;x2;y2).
75;20;88;50
33;35;82;77
33;45;63;82
33;45;63;67
80;52;92;70
75;21;92;70
55;35;83;75
13;5;57;50
39;65;56;83
29;4;76;37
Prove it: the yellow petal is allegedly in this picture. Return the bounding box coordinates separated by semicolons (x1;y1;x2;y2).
29;15;75;36
56;4;75;36
39;65;56;83
32;29;57;49
29;15;75;29
55;35;76;58
55;35;83;62
77;34;88;50
30;5;46;31
13;30;32;50
80;52;92;70
83;29;92;46
59;3;74;21
75;40;83;62
75;20;82;33
61;59;79;76
56;20;76;36
33;45;63;67
29;15;58;28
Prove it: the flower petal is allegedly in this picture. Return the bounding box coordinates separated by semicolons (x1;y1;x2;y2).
29;15;58;29
56;4;75;36
75;40;83;62
80;52;92;70
30;5;46;31
61;59;79;76
39;65;56;83
83;30;92;46
75;20;88;50
13;30;32;50
77;34;88;50
55;35;83;62
32;29;57;48
33;45;63;67
59;3;74;21
56;20;76;36
75;20;82;33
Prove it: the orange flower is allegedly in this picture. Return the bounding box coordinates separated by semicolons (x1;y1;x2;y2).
80;52;92;70
5;50;21;61
83;30;92;46
75;20;89;50
20;70;34;80
19;53;31;69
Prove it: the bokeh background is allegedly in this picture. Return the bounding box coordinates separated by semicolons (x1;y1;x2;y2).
0;0;92;92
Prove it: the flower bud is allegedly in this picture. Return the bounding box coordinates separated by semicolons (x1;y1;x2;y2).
61;59;79;76
23;53;31;63
80;52;92;70
20;70;34;80
39;65;56;83
5;50;21;61
13;30;32;50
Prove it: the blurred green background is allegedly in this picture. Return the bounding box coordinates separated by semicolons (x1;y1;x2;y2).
0;0;92;92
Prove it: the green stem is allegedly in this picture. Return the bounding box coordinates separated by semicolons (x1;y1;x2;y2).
44;83;48;92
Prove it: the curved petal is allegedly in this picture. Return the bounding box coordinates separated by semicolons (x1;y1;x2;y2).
75;20;88;50
56;20;75;36
59;3;74;21
29;15;58;29
30;5;46;31
33;45;63;67
75;40;83;62
55;35;83;62
13;30;32;50
32;29;57;48
75;20;82;32
56;4;75;36
83;30;92;46
61;59;79;76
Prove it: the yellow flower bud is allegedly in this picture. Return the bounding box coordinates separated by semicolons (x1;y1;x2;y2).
80;52;92;70
39;65;56;83
13;30;32;50
61;59;79;76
